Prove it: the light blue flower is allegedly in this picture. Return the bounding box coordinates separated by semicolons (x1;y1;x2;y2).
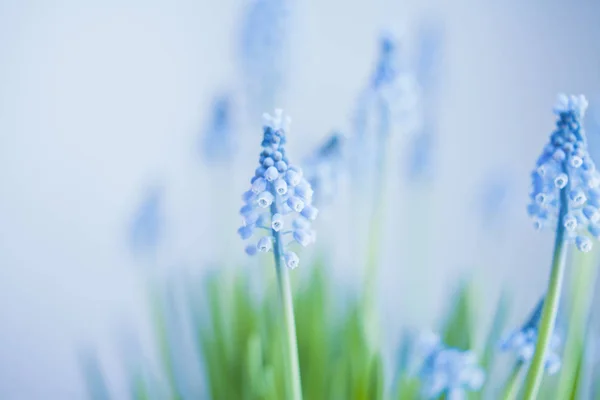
292;229;313;247
129;185;163;257
302;132;346;206
350;31;422;201
245;244;258;256
284;250;299;269
274;178;288;195
238;109;318;268
528;94;598;252
257;236;273;252
301;205;318;221
287;196;305;212
371;32;421;131
500;298;562;374
407;22;443;181
237;225;254;240
237;0;288;117
271;213;283;231
257;191;275;208
418;333;485;399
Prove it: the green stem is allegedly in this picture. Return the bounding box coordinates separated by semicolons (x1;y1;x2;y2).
271;202;303;400
502;361;525;400
362;99;390;349
522;171;569;400
555;245;598;399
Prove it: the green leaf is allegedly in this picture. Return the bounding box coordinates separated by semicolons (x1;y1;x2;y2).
441;279;477;350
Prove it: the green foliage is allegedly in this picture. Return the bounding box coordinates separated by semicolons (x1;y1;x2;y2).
195;261;384;400
441;280;477;351
83;255;600;400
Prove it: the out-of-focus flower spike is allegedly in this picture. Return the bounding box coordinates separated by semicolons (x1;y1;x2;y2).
201;94;234;165
302;131;347;206
418;333;485;399
237;0;289;118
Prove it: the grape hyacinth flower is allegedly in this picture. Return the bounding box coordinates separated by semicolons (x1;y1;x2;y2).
303;131;346;206
501;298;561;374
201;94;234;165
528;94;599;251
129;185;163;259
370;33;421;129
237;0;288;118
500;298;561;400
237;109;317;400
418;333;485;400
351;32;421;185
407;22;443;182
523;94;595;400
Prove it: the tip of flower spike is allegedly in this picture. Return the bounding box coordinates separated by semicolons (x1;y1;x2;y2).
263;109;291;131
553;94;588;116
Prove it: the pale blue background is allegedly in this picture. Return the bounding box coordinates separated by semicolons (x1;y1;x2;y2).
1;0;600;398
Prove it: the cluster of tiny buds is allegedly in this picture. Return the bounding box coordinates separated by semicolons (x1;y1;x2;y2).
238;110;318;269
528;94;600;252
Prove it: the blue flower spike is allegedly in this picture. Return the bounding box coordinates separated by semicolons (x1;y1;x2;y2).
418;332;485;400
238;109;318;266
302;132;346;206
237;109;317;400
522;96;594;400
528;94;597;252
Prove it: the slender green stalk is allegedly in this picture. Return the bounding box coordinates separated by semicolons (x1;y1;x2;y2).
362;100;391;350
502;361;525;400
364;99;391;285
271;201;303;400
522;170;569;399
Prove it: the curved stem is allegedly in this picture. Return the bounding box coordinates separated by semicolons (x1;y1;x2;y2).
502;361;525;400
271;200;303;400
522;169;569;400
